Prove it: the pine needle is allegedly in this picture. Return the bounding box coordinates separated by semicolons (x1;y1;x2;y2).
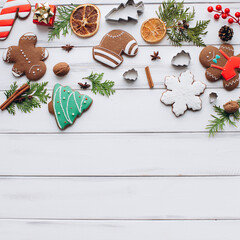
206;105;240;136
4;82;50;115
83;72;115;97
156;0;210;46
48;5;77;41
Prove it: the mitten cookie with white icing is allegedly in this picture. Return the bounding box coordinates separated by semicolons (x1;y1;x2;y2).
199;43;240;91
93;30;138;68
2;32;49;81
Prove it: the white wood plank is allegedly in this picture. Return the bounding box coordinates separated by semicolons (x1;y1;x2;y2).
0;177;240;219
1;45;240;91
0;219;240;240
0;88;239;133
0;3;240;48
1;133;240;176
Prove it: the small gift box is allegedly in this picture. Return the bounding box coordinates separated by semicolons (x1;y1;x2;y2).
33;2;56;27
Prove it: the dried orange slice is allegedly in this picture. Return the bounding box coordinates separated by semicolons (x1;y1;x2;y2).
70;4;101;38
141;18;166;43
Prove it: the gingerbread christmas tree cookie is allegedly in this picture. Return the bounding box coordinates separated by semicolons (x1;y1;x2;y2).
48;84;93;130
2;32;49;81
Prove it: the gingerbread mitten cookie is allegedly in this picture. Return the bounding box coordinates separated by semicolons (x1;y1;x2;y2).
48;84;93;130
199;43;240;91
2;32;49;81
93;30;138;68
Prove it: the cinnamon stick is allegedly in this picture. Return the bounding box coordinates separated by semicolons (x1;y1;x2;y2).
0;83;30;111
145;66;154;88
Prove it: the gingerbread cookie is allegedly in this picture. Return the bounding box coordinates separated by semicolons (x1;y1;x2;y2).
48;84;93;130
0;0;31;40
93;30;138;68
161;70;206;117
199;43;240;91
2;33;49;81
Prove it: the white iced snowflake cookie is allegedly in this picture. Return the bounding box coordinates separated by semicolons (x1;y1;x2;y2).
161;70;206;117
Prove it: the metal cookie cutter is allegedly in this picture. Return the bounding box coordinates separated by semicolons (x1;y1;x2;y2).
171;50;191;67
123;68;138;81
105;0;144;23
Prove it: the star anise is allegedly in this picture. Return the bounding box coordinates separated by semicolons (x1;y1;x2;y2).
78;82;91;89
151;51;161;61
61;44;74;52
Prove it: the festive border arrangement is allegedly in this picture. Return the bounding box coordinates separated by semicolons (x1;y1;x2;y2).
1;0;240;135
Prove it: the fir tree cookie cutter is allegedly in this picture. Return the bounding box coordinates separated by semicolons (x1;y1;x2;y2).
105;0;144;23
171;50;191;67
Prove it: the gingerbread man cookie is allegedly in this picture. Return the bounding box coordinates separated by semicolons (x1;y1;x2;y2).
2;32;49;81
93;30;138;68
199;43;240;91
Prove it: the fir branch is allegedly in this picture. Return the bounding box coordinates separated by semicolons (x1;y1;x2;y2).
48;5;77;41
83;72;115;97
206;105;240;136
4;82;50;115
156;0;210;46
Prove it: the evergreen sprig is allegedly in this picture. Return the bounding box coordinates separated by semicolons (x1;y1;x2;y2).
48;5;77;41
156;0;210;46
83;72;115;97
206;101;240;136
4;82;50;115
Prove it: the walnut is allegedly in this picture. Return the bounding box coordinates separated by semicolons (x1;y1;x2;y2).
53;62;70;77
223;100;239;113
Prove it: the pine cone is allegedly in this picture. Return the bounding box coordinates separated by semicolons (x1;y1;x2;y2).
218;25;234;42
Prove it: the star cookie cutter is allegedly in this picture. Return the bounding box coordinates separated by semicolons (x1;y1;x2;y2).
105;0;144;23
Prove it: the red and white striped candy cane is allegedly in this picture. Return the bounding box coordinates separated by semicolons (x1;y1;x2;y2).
0;0;31;40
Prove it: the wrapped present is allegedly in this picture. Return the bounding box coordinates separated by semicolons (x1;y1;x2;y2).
33;2;56;26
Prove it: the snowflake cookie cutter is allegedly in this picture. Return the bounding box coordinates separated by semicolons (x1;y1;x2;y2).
123;68;138;81
160;70;206;117
105;0;144;23
171;50;191;67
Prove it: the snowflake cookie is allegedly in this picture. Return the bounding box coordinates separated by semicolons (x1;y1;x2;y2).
160;70;206;117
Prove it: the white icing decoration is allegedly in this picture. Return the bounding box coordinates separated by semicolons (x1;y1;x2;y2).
12;70;21;77
225;78;239;87
43;49;49;59
23;33;36;37
28;61;31;64
161;70;206;117
2;49;8;61
207;50;215;62
206;70;218;81
29;64;40;73
125;40;136;54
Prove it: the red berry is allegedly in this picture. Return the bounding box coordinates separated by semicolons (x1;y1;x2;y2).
214;14;220;20
216;5;222;10
222;13;227;19
228;18;234;23
207;6;213;12
235;12;240;17
225;8;230;14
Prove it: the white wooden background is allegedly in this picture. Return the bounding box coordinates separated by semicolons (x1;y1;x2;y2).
1;0;240;239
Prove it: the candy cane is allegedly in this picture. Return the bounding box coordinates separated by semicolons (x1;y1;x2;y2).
0;0;31;40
